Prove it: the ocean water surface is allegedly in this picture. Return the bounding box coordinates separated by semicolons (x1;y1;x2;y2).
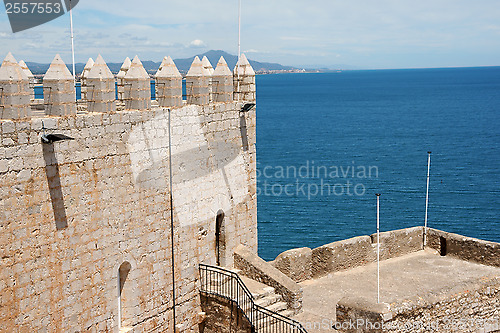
256;68;500;261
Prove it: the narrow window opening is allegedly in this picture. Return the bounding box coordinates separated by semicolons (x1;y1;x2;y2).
118;262;131;330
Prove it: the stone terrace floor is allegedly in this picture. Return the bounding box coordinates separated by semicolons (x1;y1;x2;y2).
291;249;500;332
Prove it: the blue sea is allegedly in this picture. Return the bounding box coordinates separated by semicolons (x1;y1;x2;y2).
256;68;500;261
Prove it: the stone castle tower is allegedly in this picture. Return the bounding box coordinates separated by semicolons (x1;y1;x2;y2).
0;52;257;332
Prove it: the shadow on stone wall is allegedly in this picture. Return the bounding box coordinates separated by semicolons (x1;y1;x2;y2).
42;143;68;230
199;293;252;333
239;114;249;152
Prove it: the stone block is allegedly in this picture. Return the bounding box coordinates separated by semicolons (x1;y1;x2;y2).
0;53;31;119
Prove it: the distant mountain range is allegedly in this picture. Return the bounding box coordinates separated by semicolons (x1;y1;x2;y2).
26;50;298;75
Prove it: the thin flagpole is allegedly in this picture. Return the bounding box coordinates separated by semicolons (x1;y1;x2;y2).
238;0;241;60
423;151;432;248
236;0;242;100
69;0;76;92
376;193;381;304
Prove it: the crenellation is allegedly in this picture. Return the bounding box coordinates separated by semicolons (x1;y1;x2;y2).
43;54;76;117
86;55;116;114
155;56;183;108
116;57;131;102
202;56;214;102
80;57;94;102
186;56;210;105
1;49;257;332
212;56;234;103
123;56;151;111
0;53;31;120
18;60;35;101
233;54;256;102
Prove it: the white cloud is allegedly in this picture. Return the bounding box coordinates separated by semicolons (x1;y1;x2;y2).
189;39;207;48
0;0;499;68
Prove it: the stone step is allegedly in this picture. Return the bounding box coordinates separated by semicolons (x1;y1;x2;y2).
254;293;281;307
278;309;296;318
266;301;287;313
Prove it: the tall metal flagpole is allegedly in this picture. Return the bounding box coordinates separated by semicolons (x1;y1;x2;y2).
236;0;242;99
423;151;432;248
376;193;381;304
69;0;76;92
238;0;241;60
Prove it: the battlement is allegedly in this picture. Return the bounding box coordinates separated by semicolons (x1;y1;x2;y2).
0;51;258;332
0;52;256;120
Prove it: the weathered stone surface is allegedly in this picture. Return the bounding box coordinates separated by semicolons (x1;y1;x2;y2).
271;247;312;282
123;56;151;110
117;57;131;101
80;57;94;101
0;100;257;332
155;56;182;108
234;244;302;311
270;227;426;279
43;54;76;116
201;56;214;76
212;56;233;103
311;236;374;278
18;60;35;100
202;56;214;102
370;226;423;261
186;56;209;105
200;294;252;333
427;228;500;267
0;52;31;119
233;54;255;102
86;55;116;113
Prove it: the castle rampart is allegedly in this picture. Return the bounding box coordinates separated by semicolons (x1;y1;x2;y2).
0;52;257;332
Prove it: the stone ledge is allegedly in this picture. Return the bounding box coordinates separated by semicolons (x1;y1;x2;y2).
233;244;303;312
427;228;500;267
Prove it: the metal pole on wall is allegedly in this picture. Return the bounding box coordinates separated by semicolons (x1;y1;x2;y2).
376;193;381;304
69;0;76;91
423;151;432;248
168;108;177;332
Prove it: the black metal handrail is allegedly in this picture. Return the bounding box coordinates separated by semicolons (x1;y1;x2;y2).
199;264;307;333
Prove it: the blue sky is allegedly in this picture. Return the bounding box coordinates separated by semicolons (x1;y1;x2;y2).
1;0;500;69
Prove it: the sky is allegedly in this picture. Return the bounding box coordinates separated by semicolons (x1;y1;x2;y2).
1;0;500;69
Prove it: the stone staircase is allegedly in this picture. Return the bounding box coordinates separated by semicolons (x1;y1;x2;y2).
240;275;296;318
204;267;304;331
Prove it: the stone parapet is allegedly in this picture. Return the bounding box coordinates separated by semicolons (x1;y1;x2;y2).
123;56;151;110
18;60;35;101
0;52;31;119
186;56;210;105
117;57;131;102
234;244;303;312
336;276;500;333
43;54;76;116
212;56;233;103
155;56;182;108
233;54;256;102
86;55;116;113
271;227;429;280
426;228;500;267
80;57;94;101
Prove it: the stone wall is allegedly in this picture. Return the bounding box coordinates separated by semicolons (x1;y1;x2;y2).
233;244;302;312
199;294;252;333
271;227;424;281
426;228;500;268
336;277;500;333
0;101;257;332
